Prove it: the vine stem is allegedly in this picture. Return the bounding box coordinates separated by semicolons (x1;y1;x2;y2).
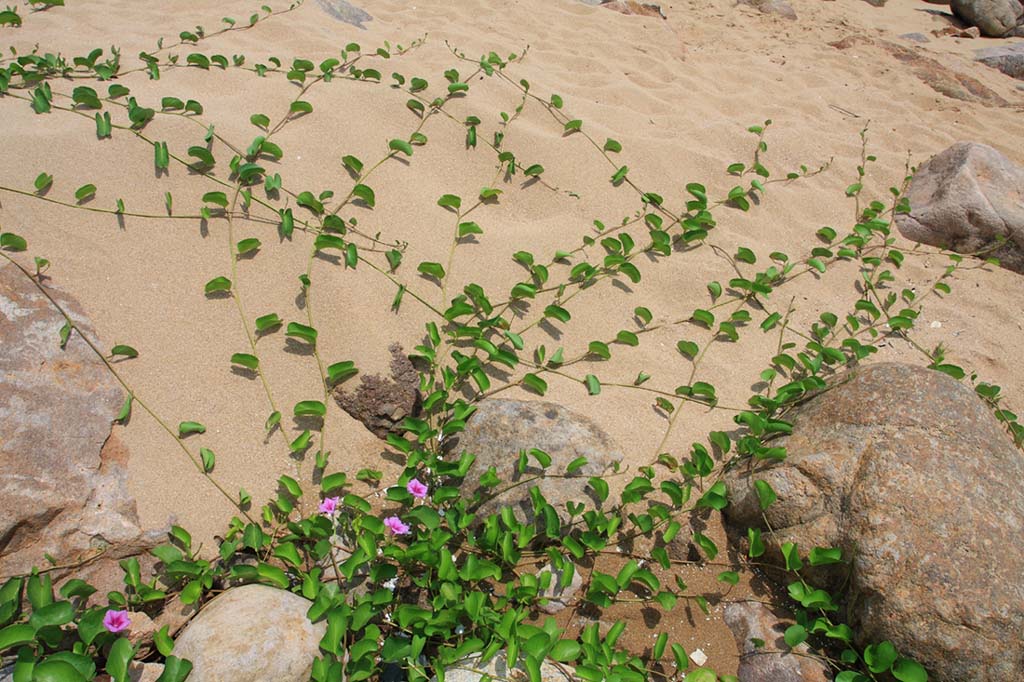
0;250;253;520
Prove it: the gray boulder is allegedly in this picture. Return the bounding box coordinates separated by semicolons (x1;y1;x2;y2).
896;142;1024;273
736;0;797;21
431;652;575;681
0;263;165;593
724;602;832;682
724;363;1024;682
447;399;621;525
950;0;1023;36
173;585;325;682
976;42;1024;79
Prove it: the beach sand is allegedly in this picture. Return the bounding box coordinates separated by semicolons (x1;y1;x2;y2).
2;0;1022;673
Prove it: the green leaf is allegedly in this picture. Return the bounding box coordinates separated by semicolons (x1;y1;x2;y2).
0;233;27;252
178;421;206;436
156;656;193;682
692;309;715;327
754;479;777;509
200;447;215;472
204;276;232;294
115;391;132;421
784;624;807;648
549;639;580;662
458;221;483;238
522;373;547;396
286;322;317;345
584;374;601;396
437;194;462;210
588;341;610;360
236;238;261;256
564;119;582;133
781;542;803;571
74;184;96;202
29;660;87;682
0;623;35;650
352;184;375;207
327;361;358;385
255;313;282;332
677;340;698;359
34;172;53;192
417;262;445;280
603;138;622;153
289;100;313;115
864;641;899;674
202;191;228;208
524;164;544;177
294;400;327;417
110;344;138;359
389;139;413;156
105;637;133;682
891;658;927;682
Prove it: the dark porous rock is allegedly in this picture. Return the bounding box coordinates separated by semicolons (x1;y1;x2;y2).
736;0;797;20
724;602;832;682
173;585;325;682
724;363;1024;682
861;0;886;6
333;343;420;439
899;32;931;42
976;41;1024;79
0;263;166;591
446;399;621;525
951;0;1023;36
896;141;1024;273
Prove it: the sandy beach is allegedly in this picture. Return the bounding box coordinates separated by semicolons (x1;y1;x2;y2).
2;0;1023;674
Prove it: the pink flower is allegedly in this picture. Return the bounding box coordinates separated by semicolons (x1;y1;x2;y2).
319;496;340;516
384;516;410;535
103;609;131;633
406;478;428;499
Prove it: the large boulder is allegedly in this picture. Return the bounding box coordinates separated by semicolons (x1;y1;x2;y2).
723;602;831;682
446;399;621;525
172;585;325;682
724;363;1024;682
950;0;1023;36
0;264;165;593
896;142;1024;273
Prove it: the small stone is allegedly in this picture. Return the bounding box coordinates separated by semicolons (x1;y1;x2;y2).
127;610;159;647
975;42;1024;80
930;320;942;328
689;649;708;666
737;0;797;20
899;32;931;42
129;662;165;682
536;561;584;614
430;652;574;681
447;399;622;527
173;585;326;682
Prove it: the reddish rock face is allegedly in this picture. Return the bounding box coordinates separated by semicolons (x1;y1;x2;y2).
725;363;1024;682
896;142;1024;273
0;263;165;591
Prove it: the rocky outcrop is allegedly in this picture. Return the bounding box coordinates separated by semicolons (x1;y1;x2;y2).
896;142;1024;273
0;263;166;593
724;363;1024;682
447;399;621;526
830;35;1008;106
976;42;1024;79
950;0;1024;36
172;585;325;682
